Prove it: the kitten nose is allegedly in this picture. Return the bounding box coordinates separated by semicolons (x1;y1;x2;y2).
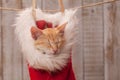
53;49;57;54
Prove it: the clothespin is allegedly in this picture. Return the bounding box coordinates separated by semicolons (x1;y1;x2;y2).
58;0;65;14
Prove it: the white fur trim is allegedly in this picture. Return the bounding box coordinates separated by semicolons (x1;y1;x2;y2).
14;8;78;71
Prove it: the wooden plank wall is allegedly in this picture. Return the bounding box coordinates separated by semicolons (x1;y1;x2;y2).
0;0;120;80
0;0;2;80
82;0;104;80
2;0;22;80
104;0;120;80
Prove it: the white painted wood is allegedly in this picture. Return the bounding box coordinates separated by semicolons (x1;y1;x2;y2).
36;0;42;8
22;0;42;9
0;1;2;80
42;0;59;13
115;4;120;80
82;0;104;80
12;37;23;80
22;58;29;80
21;0;32;8
13;1;23;80
2;0;23;80
104;1;120;80
2;10;14;80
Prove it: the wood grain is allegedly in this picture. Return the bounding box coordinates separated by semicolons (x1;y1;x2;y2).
13;1;23;80
42;0;59;13
82;0;104;80
0;0;2;80
115;2;120;80
22;57;29;80
2;3;14;80
2;0;23;80
104;0;120;80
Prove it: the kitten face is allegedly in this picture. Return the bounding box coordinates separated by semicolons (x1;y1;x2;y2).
31;23;67;55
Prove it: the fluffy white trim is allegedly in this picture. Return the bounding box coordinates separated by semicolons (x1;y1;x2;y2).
14;8;78;72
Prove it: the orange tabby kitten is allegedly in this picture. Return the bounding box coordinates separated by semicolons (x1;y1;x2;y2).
31;23;67;55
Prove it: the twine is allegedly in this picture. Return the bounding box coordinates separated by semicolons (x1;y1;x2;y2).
33;0;64;21
0;0;117;12
32;0;36;21
58;0;65;13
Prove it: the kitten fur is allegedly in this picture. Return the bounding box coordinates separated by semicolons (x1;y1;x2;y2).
31;23;67;55
14;8;78;72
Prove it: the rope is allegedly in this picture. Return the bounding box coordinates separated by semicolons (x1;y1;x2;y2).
0;7;21;11
42;0;116;12
58;0;64;13
32;0;36;21
0;0;117;12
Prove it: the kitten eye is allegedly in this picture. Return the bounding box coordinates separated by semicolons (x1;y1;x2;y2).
54;40;61;44
43;52;46;54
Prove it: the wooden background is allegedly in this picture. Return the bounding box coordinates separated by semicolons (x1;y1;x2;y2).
0;0;120;80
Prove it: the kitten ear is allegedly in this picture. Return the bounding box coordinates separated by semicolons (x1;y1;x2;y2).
56;22;67;34
30;27;43;40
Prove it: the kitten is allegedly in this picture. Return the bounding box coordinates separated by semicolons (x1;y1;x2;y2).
31;23;67;55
